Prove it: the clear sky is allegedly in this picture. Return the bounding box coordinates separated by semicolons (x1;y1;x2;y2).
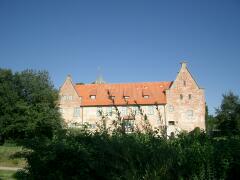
0;0;240;114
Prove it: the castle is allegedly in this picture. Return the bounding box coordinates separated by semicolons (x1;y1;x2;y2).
59;62;205;136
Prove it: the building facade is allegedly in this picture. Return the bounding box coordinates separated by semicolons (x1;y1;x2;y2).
59;62;205;135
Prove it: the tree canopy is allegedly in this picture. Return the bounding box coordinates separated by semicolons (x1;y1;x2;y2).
0;69;63;143
215;92;240;136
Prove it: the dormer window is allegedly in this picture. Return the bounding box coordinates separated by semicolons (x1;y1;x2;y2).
142;89;150;99
123;90;130;100
89;89;97;100
108;89;116;100
90;95;96;99
109;96;115;100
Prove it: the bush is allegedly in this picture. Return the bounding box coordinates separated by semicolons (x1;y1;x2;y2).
16;129;240;179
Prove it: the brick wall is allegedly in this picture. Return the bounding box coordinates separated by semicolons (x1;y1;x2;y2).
59;75;82;125
165;62;205;135
59;62;205;135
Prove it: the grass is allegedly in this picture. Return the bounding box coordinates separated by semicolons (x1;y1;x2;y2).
0;143;26;168
0;170;16;180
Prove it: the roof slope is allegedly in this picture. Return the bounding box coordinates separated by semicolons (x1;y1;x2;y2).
74;82;172;106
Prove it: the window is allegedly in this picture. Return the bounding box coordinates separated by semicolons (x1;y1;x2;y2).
170;132;175;138
59;108;63;113
132;106;140;115
187;110;193;118
188;94;192;100
157;118;161;125
122;107;127;116
107;107;113;116
109;96;115;100
168;121;175;125
90;95;96;99
143;95;149;99
168;105;174;112
148;106;154;115
61;95;73;101
124;120;134;133
73;107;81;117
180;94;183;100
97;107;102;116
68;123;77;128
89;124;96;129
183;80;186;86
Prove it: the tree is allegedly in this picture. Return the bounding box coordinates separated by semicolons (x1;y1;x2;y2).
205;105;217;135
215;92;240;136
0;69;63;143
0;69;18;144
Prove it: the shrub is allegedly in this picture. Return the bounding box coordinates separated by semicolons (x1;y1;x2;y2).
16;128;240;179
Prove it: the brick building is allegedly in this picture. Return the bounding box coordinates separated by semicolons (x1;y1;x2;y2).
59;62;205;135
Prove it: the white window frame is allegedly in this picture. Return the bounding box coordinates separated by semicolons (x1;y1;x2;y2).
187;110;194;118
168;105;174;112
90;95;96;100
124;120;134;133
73;107;81;117
148;106;154;115
132;106;140;115
107;107;113;116
122;107;127;116
97;107;102;117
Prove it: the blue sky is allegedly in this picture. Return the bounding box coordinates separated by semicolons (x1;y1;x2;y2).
0;0;240;114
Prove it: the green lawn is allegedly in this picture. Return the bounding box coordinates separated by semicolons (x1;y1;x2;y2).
0;170;16;180
0;143;26;168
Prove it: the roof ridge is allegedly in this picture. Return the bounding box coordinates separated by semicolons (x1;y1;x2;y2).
75;81;173;86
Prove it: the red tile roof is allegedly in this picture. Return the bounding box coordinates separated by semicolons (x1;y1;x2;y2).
74;82;172;106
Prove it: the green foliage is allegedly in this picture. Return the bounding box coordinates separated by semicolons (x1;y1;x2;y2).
0;69;63;142
215;91;240;136
205;105;217;136
16;129;240;180
1;68;240;179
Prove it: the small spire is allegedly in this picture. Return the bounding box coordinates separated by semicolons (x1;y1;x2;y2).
180;61;187;68
67;74;72;81
94;67;106;84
